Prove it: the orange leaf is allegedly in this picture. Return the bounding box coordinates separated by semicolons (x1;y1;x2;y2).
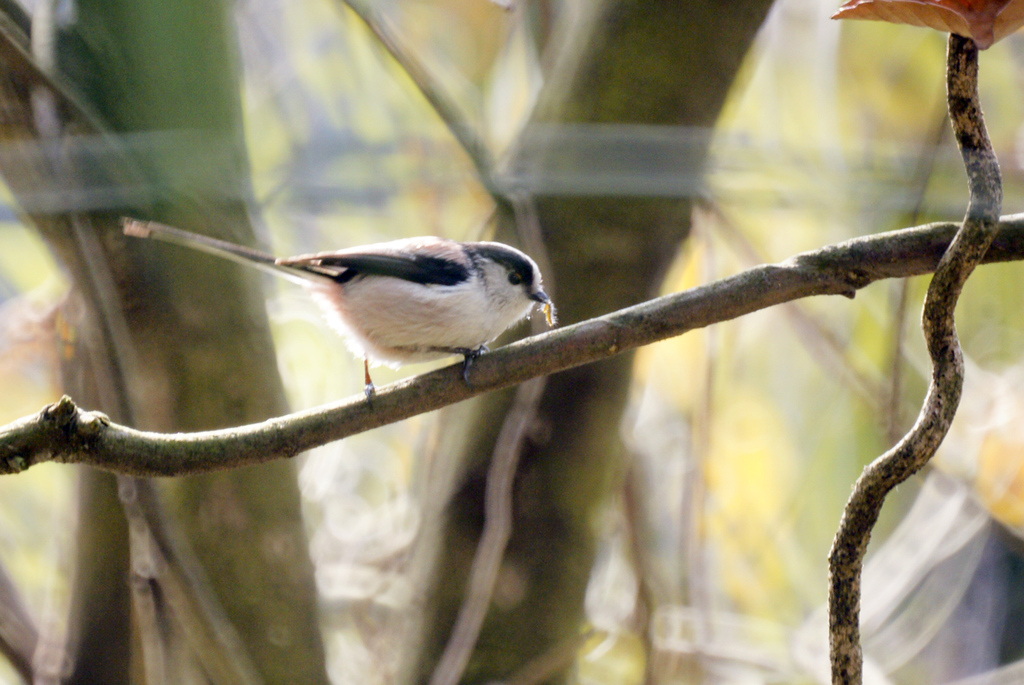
833;0;1024;48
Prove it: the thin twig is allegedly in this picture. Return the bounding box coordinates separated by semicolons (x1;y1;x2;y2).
828;34;1002;685
885;280;911;444
689;216;717;656
621;459;656;684
885;83;949;444
4;214;1024;477
427;187;555;685
124;479;266;685
503;628;596;685
0;562;36;681
428;377;547;685
701;198;883;408
338;0;502;200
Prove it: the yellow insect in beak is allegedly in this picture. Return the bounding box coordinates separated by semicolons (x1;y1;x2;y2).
542;301;556;327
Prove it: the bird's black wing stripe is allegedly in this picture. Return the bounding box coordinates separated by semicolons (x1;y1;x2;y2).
298;253;470;286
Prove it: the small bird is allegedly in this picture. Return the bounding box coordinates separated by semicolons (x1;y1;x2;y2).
122;219;555;398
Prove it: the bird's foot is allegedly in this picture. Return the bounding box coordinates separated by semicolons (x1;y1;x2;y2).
457;345;488;385
363;358;376;403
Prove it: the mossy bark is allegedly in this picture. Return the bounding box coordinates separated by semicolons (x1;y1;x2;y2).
0;0;328;681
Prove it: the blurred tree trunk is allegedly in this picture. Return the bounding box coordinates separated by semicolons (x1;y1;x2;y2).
414;3;773;683
0;0;327;682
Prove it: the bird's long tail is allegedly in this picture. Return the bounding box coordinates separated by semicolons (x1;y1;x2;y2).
122;218;324;285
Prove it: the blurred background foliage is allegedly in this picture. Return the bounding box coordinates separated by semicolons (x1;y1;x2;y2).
2;0;1024;683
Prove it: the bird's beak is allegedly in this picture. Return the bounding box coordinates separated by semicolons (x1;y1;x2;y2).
530;290;556;327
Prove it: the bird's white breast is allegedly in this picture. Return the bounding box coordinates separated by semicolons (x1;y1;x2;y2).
306;273;534;366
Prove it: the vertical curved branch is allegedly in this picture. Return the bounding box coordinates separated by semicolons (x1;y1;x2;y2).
828;33;1002;685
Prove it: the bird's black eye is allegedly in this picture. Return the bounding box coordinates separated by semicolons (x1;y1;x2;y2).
508;272;523;286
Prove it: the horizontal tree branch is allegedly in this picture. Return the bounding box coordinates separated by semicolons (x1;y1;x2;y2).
3;214;1024;478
